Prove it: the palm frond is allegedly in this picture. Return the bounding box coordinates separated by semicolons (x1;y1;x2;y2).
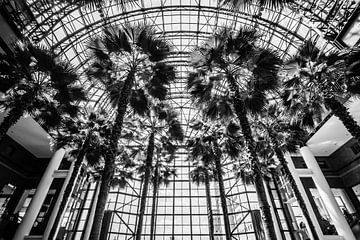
168;119;184;141
190;166;212;185
146;82;167;100
136;25;170;62
54;85;87;104
203;96;234;120
223;138;242;159
110;176;129;189
283;77;301;89
58;103;82;117
232;27;258;59
189;81;214;105
0;53;20;91
102;25;132;53
345;48;360;77
226;121;241;136
85;144;103;167
33;101;63;131
233;164;254;185
107;81;124;107
220;0;293;10
28;43;57;72
0;75;17;93
298;40;320;61
129;89;149;116
12;42;32;68
252;49;282;90
346;78;360;95
151;62;176;85
258;0;294;9
87;38;111;62
244;91;266;114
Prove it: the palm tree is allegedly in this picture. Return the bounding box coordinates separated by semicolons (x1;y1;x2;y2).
233;135;284;238
0;41;86;142
132;103;184;240
149;153;177;240
85;23;175;240
252;103;320;239
188;139;217;240
47;110;111;240
188;27;282;240
187;119;243;240
282;40;360;141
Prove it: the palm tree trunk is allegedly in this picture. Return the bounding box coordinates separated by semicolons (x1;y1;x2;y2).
89;149;115;240
213;142;231;240
150;164;159;240
253;171;276;240
324;96;360;141
0;92;34;142
48;134;91;240
204;170;215;240
89;69;135;240
227;75;277;240
271;174;297;240
269;132;320;240
136;131;155;240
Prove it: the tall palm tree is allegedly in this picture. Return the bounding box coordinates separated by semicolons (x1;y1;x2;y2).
252;104;320;239
188;27;282;240
85;23;175;240
188;139;217;240
149;154;177;240
132;103;184;240
47;110;111;240
187;119;243;240
233;135;282;238
282;40;360;141
0;41;86;142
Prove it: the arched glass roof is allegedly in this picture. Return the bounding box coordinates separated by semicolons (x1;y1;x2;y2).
10;0;358;239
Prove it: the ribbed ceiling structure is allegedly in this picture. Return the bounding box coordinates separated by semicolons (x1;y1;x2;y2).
6;0;359;239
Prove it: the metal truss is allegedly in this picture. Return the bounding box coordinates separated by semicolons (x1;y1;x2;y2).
290;0;359;46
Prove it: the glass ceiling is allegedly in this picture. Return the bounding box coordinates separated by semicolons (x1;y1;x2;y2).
9;0;358;239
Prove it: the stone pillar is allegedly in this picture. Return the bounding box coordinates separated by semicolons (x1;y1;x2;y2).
300;146;356;240
43;161;75;239
286;153;324;239
13;148;65;240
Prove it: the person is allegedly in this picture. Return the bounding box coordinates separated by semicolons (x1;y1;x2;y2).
297;222;310;240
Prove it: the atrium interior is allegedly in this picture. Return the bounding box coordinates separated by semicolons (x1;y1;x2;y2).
0;0;360;240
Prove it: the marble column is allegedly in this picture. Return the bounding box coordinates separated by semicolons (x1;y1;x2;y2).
300;146;355;240
43;161;75;239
